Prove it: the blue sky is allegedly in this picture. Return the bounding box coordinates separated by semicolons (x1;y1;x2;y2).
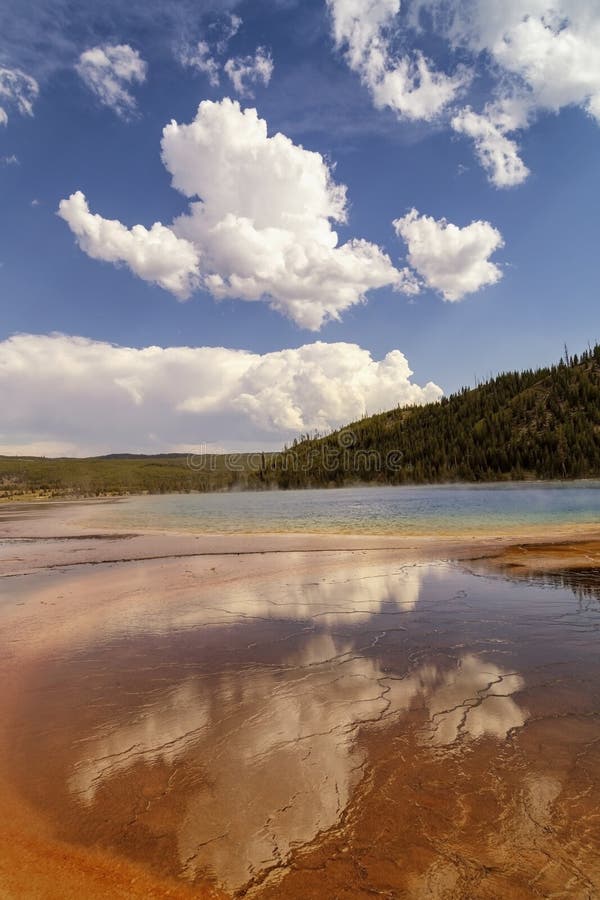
1;0;599;454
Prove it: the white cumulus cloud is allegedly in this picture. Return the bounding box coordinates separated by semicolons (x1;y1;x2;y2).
393;208;504;301
0;66;39;125
491;10;600;117
162;100;405;328
0;334;443;455
60;98;414;329
57;191;200;298
224;47;273;96
446;0;600;121
75;44;147;119
326;0;469;121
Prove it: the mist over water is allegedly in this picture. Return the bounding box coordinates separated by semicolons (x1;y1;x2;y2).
88;482;600;535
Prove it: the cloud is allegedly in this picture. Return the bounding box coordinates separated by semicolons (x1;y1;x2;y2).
178;16;272;97
451;105;529;188
326;0;469;121
75;44;147;118
444;0;600;120
0;0;240;80
60;98;413;329
0;333;443;455
224;47;274;96
161;99;410;328
57;191;200;297
492;11;600;120
178;40;220;86
393;208;504;301
422;0;600;185
210;11;242;53
0;66;39;125
326;1;600;185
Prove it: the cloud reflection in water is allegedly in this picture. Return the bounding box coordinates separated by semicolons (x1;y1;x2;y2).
67;566;528;890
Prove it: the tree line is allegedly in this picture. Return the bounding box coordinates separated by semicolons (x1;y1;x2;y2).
267;344;600;488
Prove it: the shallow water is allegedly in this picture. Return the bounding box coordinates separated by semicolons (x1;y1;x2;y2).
83;482;600;535
2;553;600;897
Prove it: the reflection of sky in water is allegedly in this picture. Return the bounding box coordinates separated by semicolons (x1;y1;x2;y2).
15;561;427;657
66;565;529;891
86;483;600;535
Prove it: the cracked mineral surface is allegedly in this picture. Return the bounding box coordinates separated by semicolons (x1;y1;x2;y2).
1;504;600;898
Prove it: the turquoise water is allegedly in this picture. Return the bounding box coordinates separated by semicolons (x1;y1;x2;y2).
89;482;600;535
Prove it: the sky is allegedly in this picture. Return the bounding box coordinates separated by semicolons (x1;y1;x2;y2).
1;0;599;455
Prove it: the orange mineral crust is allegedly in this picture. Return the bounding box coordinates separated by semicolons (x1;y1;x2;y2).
1;503;599;898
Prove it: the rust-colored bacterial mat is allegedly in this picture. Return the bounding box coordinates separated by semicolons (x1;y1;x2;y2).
1;555;599;898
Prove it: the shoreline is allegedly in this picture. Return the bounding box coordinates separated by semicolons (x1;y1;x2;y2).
1;493;600;577
2;474;600;501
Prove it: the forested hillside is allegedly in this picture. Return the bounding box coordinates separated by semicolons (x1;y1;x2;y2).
270;345;600;487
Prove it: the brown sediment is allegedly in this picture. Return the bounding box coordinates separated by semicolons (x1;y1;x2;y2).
1;503;600;898
0;630;225;900
257;712;600;900
464;537;600;576
0;824;225;900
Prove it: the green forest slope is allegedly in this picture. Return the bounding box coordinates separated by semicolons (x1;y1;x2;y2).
270;345;600;487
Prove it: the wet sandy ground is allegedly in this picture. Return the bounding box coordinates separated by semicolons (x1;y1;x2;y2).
1;503;600;898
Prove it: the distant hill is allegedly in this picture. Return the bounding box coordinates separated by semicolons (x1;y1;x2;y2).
269;344;600;487
0;452;273;500
97;453;190;460
1;346;599;500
